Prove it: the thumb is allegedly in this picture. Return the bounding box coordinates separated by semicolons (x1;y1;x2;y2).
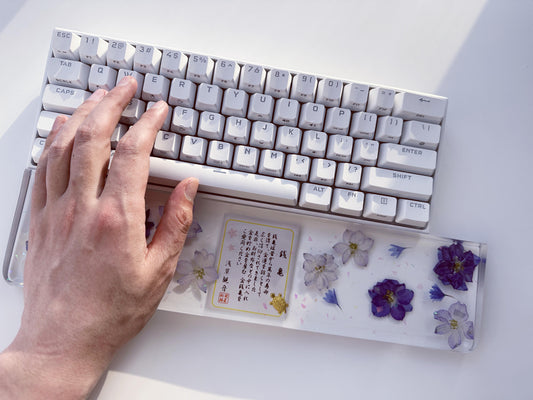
146;177;199;270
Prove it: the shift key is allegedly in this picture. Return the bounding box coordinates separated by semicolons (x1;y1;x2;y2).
361;167;433;202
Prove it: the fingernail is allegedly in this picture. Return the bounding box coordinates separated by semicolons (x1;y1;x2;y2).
89;88;107;101
118;76;133;86
184;178;199;202
152;100;167;112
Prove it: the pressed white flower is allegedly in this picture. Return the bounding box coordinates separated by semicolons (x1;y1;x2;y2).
303;253;339;290
333;229;374;266
176;249;218;293
434;302;474;349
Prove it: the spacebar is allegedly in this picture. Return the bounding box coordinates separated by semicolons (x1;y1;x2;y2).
149;157;300;206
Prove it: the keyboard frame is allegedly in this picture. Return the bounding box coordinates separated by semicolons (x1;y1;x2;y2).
3;28;449;282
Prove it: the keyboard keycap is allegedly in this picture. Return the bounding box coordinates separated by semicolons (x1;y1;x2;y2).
107;40;135;69
187;54;214;84
331;189;364;216
335;163;362;189
265;69;291;98
273;98;300;126
180;136;207;163
316;79;343;107
299;183;332;211
221;88;249;117
367;87;395;116
88;64;117;91
213;59;240;89
363;194;397;222
291;74;317;102
31;137;47;164
248;94;274;122
350;111;377;139
377;143;437;176
233;145;259;173
149;157;299;206
301;130;327;158
79;35;108;64
392;92;447;124
142;73;170;102
120;98;146;124
160;50;188;79
196;84;223;112
299;103;325;130
116;69;144;98
341;83;369;111
47;58;90;89
401;120;441;150
206;141;234;168
310;159;336;185
284;154;310;181
395;199;430;228
37;111;64;137
52;30;81;61
168;78;196;107
153;131;180;159
258;150;285;177
171;107;199;135
134;45;162;74
375;116;403;143
361;167;433;202
239;64;266;93
42;84;91;114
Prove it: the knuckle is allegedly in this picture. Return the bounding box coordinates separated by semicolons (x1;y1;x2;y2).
94;201;122;232
76;121;98;144
173;204;194;236
47;139;69;160
115;134;141;157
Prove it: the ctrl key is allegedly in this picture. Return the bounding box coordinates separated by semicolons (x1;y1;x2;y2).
396;199;430;228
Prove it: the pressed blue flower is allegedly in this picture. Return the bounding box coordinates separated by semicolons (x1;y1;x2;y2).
434;242;481;291
187;220;203;240
429;284;446;301
368;279;414;321
434;302;474;349
333;230;374;266
323;289;341;309
388;244;407;258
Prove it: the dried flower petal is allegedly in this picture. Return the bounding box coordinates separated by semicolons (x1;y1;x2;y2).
333;229;374;267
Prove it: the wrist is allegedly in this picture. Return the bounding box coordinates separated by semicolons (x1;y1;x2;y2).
0;334;112;400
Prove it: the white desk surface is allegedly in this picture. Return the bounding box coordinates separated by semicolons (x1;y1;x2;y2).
1;0;532;398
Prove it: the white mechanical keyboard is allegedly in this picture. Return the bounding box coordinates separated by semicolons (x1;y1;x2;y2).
33;29;447;229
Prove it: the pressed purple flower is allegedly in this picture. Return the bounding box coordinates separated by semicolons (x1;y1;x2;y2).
434;302;474;349
429;284;446;301
176;249;218;293
333;229;374;266
368;279;414;321
434;242;481;291
388;244;407;258
303;253;339;290
323;289;341;309
187;220;203;240
145;209;155;239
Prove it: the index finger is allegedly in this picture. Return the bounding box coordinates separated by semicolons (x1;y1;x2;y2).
68;77;137;197
102;101;168;201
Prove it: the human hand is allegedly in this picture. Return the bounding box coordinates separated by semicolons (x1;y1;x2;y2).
0;77;198;399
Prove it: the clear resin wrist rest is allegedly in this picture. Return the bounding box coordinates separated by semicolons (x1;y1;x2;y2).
4;175;487;353
146;187;486;353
